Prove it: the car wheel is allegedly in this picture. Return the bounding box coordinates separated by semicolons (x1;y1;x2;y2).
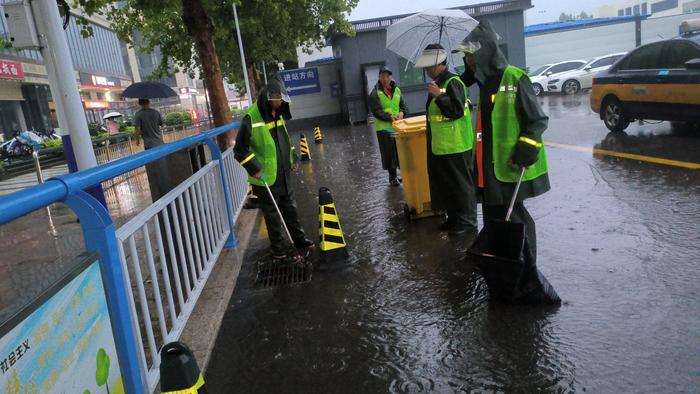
602;97;628;133
563;80;580;95
533;83;543;96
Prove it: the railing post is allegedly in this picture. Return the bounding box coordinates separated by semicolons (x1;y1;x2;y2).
127;135;134;155
204;138;238;248
64;190;147;393
32;150;44;184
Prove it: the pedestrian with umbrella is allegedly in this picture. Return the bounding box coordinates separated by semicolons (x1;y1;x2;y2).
459;21;560;304
386;8;479;236
121;81;178;148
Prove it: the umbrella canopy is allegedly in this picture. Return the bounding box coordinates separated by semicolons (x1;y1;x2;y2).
121;81;178;99
103;111;123;120
386;8;478;69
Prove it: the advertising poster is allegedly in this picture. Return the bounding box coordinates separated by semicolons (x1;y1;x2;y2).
0;259;124;393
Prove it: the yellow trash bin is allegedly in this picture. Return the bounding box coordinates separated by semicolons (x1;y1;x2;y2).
392;115;439;221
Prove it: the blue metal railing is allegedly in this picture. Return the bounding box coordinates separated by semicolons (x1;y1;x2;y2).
0;122;240;393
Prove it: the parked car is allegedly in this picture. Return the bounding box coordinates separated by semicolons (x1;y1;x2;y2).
547;52;627;95
529;60;587;96
591;19;700;132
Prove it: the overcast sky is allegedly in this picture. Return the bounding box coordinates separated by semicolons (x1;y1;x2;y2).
350;0;616;25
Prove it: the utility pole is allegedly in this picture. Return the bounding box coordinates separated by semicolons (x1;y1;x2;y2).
232;3;252;105
30;0;105;204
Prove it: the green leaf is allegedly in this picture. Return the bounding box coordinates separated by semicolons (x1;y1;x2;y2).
95;348;110;386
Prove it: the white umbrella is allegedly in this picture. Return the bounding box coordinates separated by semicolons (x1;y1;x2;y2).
103;112;123;120
386;8;479;69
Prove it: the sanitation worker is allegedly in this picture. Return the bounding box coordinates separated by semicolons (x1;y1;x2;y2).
367;66;408;186
417;43;477;236
234;79;314;261
458;21;551;280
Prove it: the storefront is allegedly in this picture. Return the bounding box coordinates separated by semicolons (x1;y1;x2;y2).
78;72;134;124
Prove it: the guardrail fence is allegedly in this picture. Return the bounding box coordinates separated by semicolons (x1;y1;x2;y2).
0;123;246;393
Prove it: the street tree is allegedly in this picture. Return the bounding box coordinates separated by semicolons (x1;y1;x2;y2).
74;0;357;141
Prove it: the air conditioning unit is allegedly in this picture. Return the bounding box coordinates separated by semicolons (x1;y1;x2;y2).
3;0;40;49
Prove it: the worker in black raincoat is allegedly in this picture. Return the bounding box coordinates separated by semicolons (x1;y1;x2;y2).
367;66;408;186
458;21;551;276
417;43;478;236
234;79;314;260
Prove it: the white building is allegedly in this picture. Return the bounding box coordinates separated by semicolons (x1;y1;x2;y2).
595;0;700;18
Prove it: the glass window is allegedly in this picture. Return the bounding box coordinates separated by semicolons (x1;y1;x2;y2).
618;43;664;70
398;57;425;86
529;65;550;76
590;56;617;68
662;41;700;69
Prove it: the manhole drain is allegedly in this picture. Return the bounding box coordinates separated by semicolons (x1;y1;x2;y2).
254;258;313;287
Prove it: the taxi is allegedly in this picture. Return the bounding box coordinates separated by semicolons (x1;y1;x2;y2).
591;18;700;132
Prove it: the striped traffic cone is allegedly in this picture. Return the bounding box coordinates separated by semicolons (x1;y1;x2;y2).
160;342;206;393
318;187;347;263
313;125;323;144
300;134;311;161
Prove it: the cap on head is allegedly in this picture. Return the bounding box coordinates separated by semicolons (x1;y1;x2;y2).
378;66;392;76
415;43;447;68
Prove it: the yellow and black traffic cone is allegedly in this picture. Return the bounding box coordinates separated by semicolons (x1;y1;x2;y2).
319;187;347;263
313;125;323;144
300;134;312;161
243;185;258;209
160;341;206;393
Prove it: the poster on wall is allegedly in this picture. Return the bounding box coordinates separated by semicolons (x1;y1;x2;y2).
0;256;124;393
279;67;321;96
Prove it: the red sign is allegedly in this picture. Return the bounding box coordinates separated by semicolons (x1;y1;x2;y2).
84;100;109;109
0;60;23;80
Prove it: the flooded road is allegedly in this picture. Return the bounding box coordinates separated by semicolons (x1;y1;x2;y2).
206;93;700;393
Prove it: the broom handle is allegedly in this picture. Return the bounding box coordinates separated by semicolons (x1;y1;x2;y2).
263;180;295;244
505;168;526;222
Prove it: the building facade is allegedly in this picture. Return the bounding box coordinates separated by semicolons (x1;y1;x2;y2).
329;0;533;124
595;0;700;18
0;2;136;140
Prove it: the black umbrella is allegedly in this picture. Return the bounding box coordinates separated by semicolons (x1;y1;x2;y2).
468;168;561;305
121;81;178;99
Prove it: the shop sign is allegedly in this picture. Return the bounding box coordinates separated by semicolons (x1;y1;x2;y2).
0;60;24;80
84;101;110;109
91;75;116;87
0;257;124;393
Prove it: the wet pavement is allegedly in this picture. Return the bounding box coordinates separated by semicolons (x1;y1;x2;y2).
205;92;700;393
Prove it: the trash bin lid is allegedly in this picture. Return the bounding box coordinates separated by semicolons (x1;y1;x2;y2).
392;115;426;134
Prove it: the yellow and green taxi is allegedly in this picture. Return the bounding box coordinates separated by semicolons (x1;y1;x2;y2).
591;19;700;132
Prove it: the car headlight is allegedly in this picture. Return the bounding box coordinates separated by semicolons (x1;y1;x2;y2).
549;79;559;84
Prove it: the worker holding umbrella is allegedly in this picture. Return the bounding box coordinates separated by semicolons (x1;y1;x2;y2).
416;44;477;236
458;21;559;303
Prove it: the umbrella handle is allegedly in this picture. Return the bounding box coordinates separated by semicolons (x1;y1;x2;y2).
505;168;526;222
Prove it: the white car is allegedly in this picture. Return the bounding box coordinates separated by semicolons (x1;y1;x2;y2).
547;52;627;95
529;60;587;96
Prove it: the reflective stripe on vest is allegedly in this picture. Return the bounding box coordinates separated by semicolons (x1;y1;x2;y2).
491;65;548;182
245;103;294;186
427;76;474;155
374;87;401;132
161;374;205;394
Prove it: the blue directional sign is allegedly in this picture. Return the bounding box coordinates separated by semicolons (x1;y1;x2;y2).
279;67;321;96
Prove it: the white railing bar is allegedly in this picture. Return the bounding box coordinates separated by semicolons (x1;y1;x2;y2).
116;162;218;239
183;189;204;280
162;204;186;312
195;178;215;263
152;213;178;329
207;169;225;244
188;186;207;276
200;175;218;260
175;196;194;298
129;235;159;367
117;240;150;387
142;221;168;344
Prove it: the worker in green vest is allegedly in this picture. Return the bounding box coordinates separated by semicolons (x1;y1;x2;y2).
234;79;314;261
458;21;550;271
416;43;477;236
367;66;408;186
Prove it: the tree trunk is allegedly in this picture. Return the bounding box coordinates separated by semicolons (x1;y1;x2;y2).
181;0;233;147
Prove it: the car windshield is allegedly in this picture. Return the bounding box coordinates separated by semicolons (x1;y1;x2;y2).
529;65;550;76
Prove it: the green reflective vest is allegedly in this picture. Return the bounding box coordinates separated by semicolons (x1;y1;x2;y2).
491;65;548;182
427;76;474;155
374;86;402;132
245;103;294;186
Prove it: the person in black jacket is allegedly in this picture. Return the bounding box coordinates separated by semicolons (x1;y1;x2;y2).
234;79;313;260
